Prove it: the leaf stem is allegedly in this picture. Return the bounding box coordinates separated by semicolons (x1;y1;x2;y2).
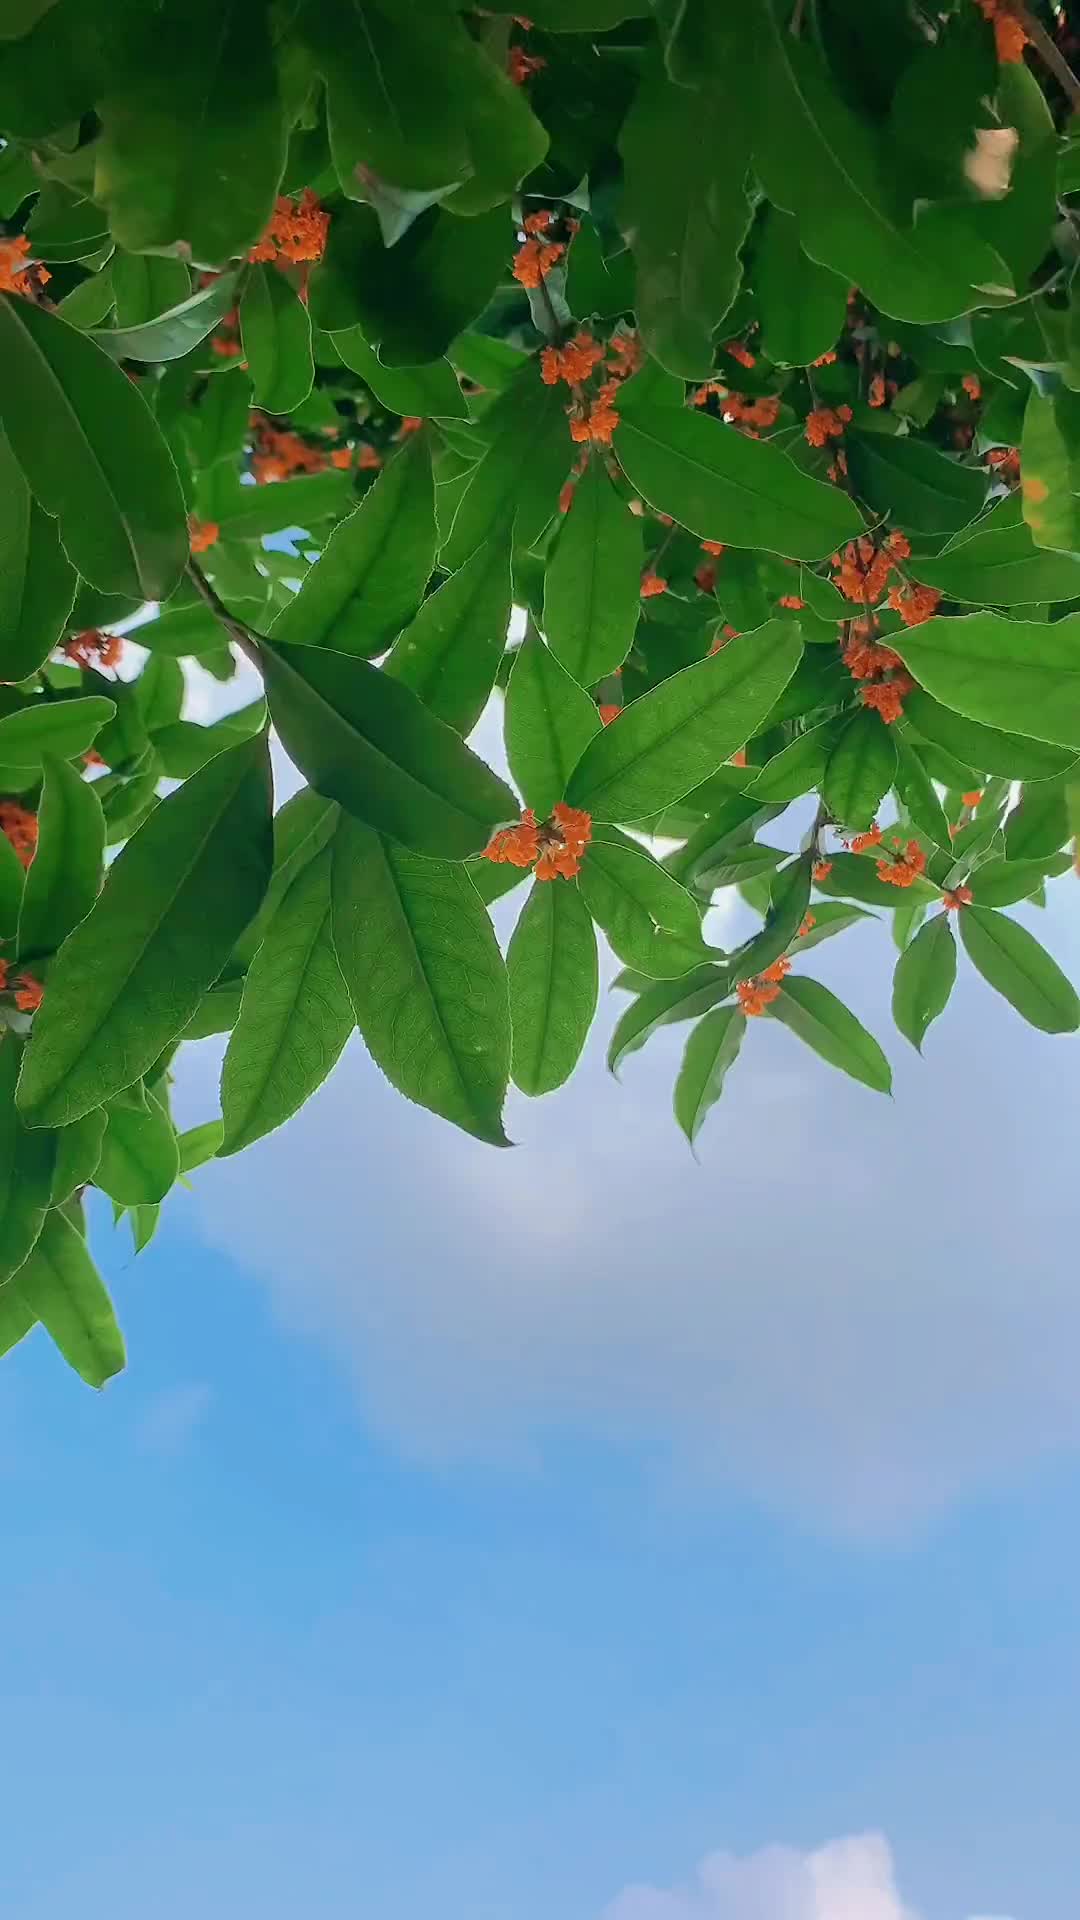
185;560;266;672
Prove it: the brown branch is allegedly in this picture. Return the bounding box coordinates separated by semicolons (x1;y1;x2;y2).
1006;1;1080;111
185;559;266;672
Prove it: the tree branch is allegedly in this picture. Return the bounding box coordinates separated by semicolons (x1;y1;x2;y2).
185;559;266;672
1007;2;1080;112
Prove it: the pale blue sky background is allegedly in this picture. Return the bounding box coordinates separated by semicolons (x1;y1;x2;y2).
3;713;1080;1917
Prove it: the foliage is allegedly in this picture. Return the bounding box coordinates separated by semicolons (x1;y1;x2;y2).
1;0;1080;1383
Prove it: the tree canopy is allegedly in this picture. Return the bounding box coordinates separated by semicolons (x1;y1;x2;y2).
1;0;1079;1386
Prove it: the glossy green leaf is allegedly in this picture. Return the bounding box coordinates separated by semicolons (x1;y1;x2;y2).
260;639;515;859
755;206;847;366
767;976;892;1092
332;327;469;420
0;430;77;680
0;696;114;768
331;818;511;1145
505;629;601;822
94;0;286;263
567;622;803;820
221;846;353;1154
903;689;1076;782
18;733;273;1127
614;399;863;560
580;827;709;979
608;964;732;1075
310;202;507;365
732;853;813;979
895;613;1080;751
813;851;938;908
913;493;1080;606
1005;781;1069;862
0;1036;56;1284
744;722;834;803
96;1088;179;1205
93;273;238;363
508;878;598;1095
751;0;1012;321
178;1119;224;1173
794;901;875;953
674;1005;746;1148
969;854;1070;907
441;367;570;570
891;912;956;1052
385;533;512;736
13;1206;124;1387
618;42;751;376
543;458;642;686
893;737;951;849
844;432;986;539
17;756;104;962
1019;388;1080;552
959;905;1080;1033
823;710;897;831
240;264;314;416
271;432;435;658
51;1107;106;1204
233;787;339;971
0;294;187;599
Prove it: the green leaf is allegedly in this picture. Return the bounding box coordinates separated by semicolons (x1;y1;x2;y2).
505;629;601;821
1005;781;1069;862
17;756;104;962
385;533;512;736
331;326;469;420
260;640;516;860
13;1206;124;1388
240;264;314;416
271;432;435;658
0;1036;56;1284
543;458;642;686
96;1088;179;1205
0;1282;36;1360
913;493;1080;607
0;294;187;599
751;0;1012;322
895;613;1080;751
794;901;875;953
221;846;353;1154
607;963;732;1075
844;432;986;540
51;1107;106;1204
744;722;834;803
891;912;956;1052
310;202;507;365
959;904;1080;1033
1019;388;1080;552
969;854;1070;908
0;696;114;768
331;818;511;1145
127;1201;160;1253
732;853;812;978
823;709;897;831
767;975;892;1092
614;398;863;559
94;0;286;263
303;3;546;212
508;878;598;1095
233;786;339;970
618;42;751;377
441;366;570;570
813;850;938;908
892;736;951;849
566;622;803;820
755;206;847;367
580;827;709;979
673;1005;746;1148
93;273;239;363
209;470;351;541
178;1119;224;1173
18;733;273;1127
903;689;1076;782
0;430;77;680
110;250;191;328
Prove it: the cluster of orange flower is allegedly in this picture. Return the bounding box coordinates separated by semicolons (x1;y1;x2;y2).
249;190;329;266
210;303;243;359
832;531;910;605
840;617;913;723
0;956;42;1011
812;859;833;881
508;44;545;83
560;329;640;448
805;404;852;447
540;331;604;387
848;824;927;889
249;414;375;484
692;383;781;436
0;800;37;870
640;571;667;598
512;209;566;289
974;0;1027;62
0;234;49;299
736;955;790;1017
942;886;973;911
986;445;1021;486
188;516;218;554
63;630;124;671
484;803;592;881
599;704;621;725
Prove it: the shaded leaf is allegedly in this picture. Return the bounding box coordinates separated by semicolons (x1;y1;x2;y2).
823;709;897;831
544;458;642;686
674;1005;745;1148
505;629;601;821
892;912;956;1051
17;756;104;962
240;264;314;416
0;1035;56;1284
0;430;77;680
385;532;512;735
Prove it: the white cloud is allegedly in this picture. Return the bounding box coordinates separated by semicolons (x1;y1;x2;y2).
602;1833;1008;1920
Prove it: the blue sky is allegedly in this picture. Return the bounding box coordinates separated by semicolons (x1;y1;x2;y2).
3;755;1080;1917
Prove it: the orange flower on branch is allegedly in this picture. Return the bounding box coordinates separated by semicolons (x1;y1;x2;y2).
797;913;816;937
974;0;1027;61
483;804;592;881
188;516;218;554
805;404;851;447
859;673;915;723
0;800;37;869
508;44;545;82
888;582;940;628
961;790;983;808
513;211;565;288
695;563;716;593
640;572;667;598
0;234;49;298
777;594;806;610
812;860;833;882
541;331;604;387
13;973;42;1012
701;540;725;557
848;824;882;854
942;886;973;911
987;446;1021;486
876;839;927;888
249;189;329;265
736;955;791;1017
63;630;124;671
599;705;621;726
724;341;756;369
962;373;982;401
568;377;619;445
868;373;886;408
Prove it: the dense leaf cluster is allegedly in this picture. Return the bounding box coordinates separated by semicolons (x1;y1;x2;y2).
1;0;1079;1384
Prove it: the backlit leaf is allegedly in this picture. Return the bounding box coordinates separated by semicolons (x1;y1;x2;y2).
673;1005;745;1148
823;709;897;831
385;532;512;736
895;612;1080;750
959;904;1080;1033
17;756;104;962
505;629;601;822
13;1206;124;1387
767;975;892;1092
892;912;956;1051
508;879;598;1095
543;458;642;686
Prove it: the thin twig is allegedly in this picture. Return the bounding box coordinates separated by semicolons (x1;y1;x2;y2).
185;559;266;671
789;0;806;35
1007;1;1080;111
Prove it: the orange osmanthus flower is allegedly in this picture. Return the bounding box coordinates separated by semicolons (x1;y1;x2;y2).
736;955;791;1017
777;594;806;610
805;404;851;447
962;373;982;401
961;790;983;808
599;705;621;725
798;913;816;937
701;540;725;556
0;233;49;298
540;331;604;387
724;341;756;368
639;572;667;598
868;373;886;408
888;583;941;628
513;213;565;286
848;824;882;854
987;446;1021;485
13;973;42;1012
812;860;833;882
876;839;927;888
694;564;716;593
508;44;545;82
942;887;973;911
859;674;915;723
249;189;329;265
483;804;592;881
63;630;124;671
974;0;1027;62
0;800;38;869
188;516;218;553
